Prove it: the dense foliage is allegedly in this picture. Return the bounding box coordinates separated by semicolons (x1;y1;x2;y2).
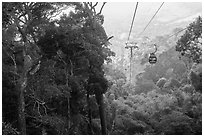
2;2;202;135
105;48;202;134
2;2;114;135
176;16;202;63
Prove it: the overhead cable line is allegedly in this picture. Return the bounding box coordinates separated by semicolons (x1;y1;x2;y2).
137;2;164;38
166;27;188;40
127;2;139;41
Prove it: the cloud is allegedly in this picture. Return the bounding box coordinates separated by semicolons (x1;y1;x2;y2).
119;33;128;40
167;12;202;25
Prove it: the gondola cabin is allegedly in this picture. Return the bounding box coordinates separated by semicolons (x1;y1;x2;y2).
149;53;157;64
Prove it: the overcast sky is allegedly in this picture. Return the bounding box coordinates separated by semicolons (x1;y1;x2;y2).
100;2;202;36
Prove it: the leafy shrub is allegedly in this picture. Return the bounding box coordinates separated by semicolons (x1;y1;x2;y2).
108;93;115;101
172;62;187;77
135;79;158;94
123;118;147;134
165;68;175;79
163;78;181;90
181;84;195;94
124;99;134;108
157;111;193;134
131;110;149;123
39;115;66;134
180;77;191;85
113;115;147;135
191;63;202;74
114;100;134;116
156;77;167;88
172;89;187;107
191;92;202;104
122;83;135;95
189;71;202;92
116;78;126;87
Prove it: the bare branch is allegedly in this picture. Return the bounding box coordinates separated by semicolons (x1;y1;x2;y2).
107;36;114;41
87;2;91;5
33;101;36;111
37;103;42;117
27;94;48;116
100;36;114;46
92;2;98;8
69;59;74;76
92;2;98;14
98;2;106;15
87;2;98;15
87;2;92;8
48;10;63;20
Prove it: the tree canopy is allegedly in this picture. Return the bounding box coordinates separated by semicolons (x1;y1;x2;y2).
2;2;114;135
176;16;202;63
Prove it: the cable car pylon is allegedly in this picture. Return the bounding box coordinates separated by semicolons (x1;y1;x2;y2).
125;41;139;58
125;41;139;83
125;2;139;83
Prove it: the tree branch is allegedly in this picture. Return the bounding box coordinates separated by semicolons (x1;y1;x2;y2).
92;2;98;8
69;59;74;76
107;36;114;41
13;15;27;43
47;6;69;20
91;2;98;14
100;36;114;46
98;2;106;15
3;45;18;78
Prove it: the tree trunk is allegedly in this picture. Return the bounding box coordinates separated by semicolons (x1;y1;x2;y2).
96;94;107;135
87;93;93;134
18;71;27;134
65;68;70;130
67;97;70;129
15;20;28;135
110;103;117;132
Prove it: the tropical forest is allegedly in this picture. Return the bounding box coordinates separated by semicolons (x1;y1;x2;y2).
2;2;202;135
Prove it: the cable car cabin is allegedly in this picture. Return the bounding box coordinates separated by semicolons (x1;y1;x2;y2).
149;53;157;64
